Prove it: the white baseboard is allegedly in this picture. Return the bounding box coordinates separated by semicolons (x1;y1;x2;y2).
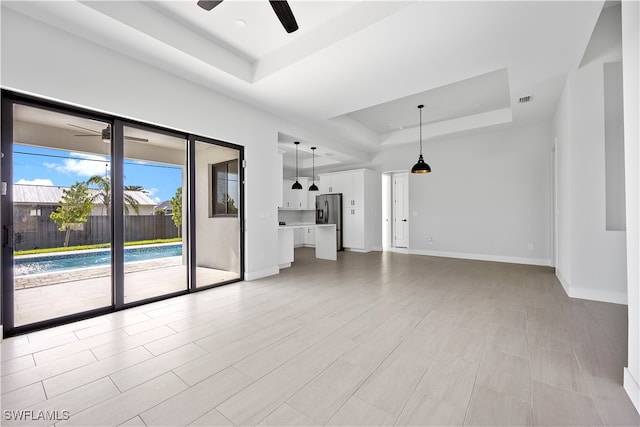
556;270;571;297
408;249;552;267
624;368;640;414
372;246;383;252
388;247;409;254
555;270;628;305
244;266;279;281
567;286;628;305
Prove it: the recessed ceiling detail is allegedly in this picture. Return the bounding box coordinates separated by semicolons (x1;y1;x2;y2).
334;68;513;146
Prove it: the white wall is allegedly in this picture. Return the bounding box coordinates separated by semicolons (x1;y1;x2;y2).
371;123;553;266
553;4;628;305
553;81;573;289
1;8;286;280
622;0;640;413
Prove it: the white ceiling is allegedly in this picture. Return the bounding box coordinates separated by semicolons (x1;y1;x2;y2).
3;0;605;171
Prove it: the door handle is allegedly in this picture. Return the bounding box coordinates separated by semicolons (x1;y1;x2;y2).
3;225;13;248
402;219;407;222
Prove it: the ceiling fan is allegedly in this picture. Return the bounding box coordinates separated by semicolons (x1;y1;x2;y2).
69;124;149;143
197;0;299;33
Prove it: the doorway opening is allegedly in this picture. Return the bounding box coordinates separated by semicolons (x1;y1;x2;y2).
381;172;409;252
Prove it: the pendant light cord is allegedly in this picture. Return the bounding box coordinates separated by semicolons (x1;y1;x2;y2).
419;104;423;156
295;141;299;181
312;148;315;182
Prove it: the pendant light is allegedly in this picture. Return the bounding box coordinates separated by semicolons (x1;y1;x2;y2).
291;141;303;189
411;104;431;174
309;147;319;191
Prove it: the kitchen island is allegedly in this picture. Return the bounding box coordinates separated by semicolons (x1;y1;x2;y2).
278;223;337;268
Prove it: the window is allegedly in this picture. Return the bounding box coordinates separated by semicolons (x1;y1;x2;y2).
211;160;239;217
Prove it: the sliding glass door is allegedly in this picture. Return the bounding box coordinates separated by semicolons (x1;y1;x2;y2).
192;139;242;288
1;93;244;336
123;126;188;303
3;103;113;327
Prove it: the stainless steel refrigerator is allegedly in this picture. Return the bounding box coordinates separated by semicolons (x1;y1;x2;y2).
316;193;343;251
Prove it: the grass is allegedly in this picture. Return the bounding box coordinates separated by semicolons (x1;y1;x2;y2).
14;238;182;256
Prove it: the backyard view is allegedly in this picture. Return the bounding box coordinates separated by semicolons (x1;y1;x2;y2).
6;104;242;330
12;136;186;325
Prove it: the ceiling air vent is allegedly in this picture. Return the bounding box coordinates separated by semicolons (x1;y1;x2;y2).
519;95;532;103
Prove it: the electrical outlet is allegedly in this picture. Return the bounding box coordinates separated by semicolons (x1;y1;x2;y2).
427;237;433;244
528;243;534;251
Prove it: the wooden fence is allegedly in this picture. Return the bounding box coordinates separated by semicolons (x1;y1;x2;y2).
14;215;179;251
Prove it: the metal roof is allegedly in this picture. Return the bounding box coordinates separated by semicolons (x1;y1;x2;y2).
13;184;157;206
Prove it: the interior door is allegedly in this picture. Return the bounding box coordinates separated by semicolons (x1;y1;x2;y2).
393;173;409;248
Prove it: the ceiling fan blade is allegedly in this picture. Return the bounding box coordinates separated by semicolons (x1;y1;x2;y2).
197;0;223;11
269;1;298;33
124;136;149;142
68;123;101;134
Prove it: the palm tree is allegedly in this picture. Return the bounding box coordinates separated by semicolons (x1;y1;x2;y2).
124;185;148;193
87;175;140;215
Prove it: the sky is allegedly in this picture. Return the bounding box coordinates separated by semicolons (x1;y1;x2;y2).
13;144;183;204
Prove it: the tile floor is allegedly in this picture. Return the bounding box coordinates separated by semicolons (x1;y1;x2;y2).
1;249;638;426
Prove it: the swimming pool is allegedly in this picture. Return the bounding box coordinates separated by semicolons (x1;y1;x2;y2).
14;243;183;276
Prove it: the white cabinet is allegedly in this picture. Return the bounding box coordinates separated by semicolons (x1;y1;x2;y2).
282;178;309;209
318;169;381;252
297;177;309;209
319;171;365;207
308;190;319;210
293;228;305;247
341;170;365;208
282;179;293;208
349;171;364;207
319;174;333;193
291;226;315;247
343;207;365;249
293;227;316;246
320;173;346;194
304;226;316;246
278;228;294;267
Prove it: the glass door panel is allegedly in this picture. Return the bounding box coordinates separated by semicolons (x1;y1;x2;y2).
123;126;187;303
9;104;113;327
194;140;241;288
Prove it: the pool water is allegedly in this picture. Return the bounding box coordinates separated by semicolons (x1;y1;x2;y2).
14;243;182;276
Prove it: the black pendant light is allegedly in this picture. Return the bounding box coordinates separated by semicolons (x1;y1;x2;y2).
291;141;303;190
309;147;319;191
411;104;432;174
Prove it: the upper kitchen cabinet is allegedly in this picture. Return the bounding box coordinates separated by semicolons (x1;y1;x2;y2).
344;170;364;208
319;172;340;194
281;177;310;210
319;170;367;207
